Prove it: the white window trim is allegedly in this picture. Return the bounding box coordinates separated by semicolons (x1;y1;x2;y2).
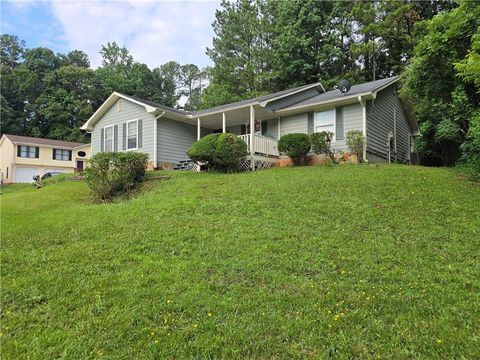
53;148;71;161
117;100;124;112
104;125;114;152
314;108;336;143
126;119;139;151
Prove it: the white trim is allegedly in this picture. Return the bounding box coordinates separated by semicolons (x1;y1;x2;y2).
154;112;165;167
358;96;367;161
104;125;114;152
277;116;281;139
222;112;226;133
197;118;201;141
126;119;139;151
250;105;255;170
117;99;124;112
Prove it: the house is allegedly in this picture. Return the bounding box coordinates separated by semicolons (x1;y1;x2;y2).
0;134;91;183
81;76;419;170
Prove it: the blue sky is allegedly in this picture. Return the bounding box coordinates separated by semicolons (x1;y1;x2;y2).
1;0;220;68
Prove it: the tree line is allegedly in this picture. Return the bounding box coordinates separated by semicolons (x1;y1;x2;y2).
1;0;478;174
0;38;208;142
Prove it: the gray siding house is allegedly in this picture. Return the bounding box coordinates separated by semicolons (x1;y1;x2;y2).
81;76;419;169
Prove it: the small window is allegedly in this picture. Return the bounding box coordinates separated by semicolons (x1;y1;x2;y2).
104;126;114;152
77;151;86;157
53;149;71;161
18;145;39;158
117;100;124;112
6;167;8;179
314;109;335;139
127;120;138;150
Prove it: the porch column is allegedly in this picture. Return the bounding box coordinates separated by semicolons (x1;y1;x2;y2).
277;116;281;140
222;112;226;133
250;105;255;170
197;118;201;141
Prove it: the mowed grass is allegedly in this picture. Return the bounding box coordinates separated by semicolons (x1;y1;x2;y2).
1;165;479;359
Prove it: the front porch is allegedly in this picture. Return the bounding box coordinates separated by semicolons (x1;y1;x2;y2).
194;104;280;170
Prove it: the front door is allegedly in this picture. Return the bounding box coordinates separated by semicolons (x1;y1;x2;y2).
76;160;84;171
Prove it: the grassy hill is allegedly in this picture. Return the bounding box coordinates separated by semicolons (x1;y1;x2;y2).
1;165;479;359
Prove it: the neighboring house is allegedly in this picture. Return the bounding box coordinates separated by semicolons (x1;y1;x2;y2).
81;76;419;170
0;134;91;183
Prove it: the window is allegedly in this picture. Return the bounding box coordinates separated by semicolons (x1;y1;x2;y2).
104;126;114;152
314;109;335;140
127;120;138;150
117;100;124;112
77;151;86;157
18;145;39;158
53;149;71;161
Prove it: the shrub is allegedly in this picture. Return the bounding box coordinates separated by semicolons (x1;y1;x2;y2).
310;131;337;164
85;152;148;201
187;133;248;172
346;130;366;163
278;133;311;165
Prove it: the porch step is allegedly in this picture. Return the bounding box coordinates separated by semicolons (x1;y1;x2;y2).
173;159;196;171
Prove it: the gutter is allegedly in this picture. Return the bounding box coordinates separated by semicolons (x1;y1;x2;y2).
153;111;165;167
358;95;367;161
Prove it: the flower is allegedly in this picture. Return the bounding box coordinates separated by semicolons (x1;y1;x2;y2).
436;339;443;344
208;312;212;317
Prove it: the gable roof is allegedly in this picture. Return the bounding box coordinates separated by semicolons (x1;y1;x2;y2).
1;134;88;149
282;76;400;110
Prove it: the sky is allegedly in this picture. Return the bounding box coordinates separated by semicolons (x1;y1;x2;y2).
0;0;220;68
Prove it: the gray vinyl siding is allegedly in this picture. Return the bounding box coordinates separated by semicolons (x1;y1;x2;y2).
266;88;320;111
157;118;198;163
280;113;308;137
332;103;363;152
366;86;412;162
91;99;155;160
262;118;279;139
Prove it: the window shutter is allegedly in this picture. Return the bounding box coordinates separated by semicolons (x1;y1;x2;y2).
52;149;56;159
138;119;143;148
100;128;104;152
336;107;344;140
114;125;119;151
17;145;21;157
68;150;72;161
307;112;314;134
122;123;127;150
35;147;39;158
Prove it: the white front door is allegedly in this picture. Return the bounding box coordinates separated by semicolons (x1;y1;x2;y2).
15;167;40;183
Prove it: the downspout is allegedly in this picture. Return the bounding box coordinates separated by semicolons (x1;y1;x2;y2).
358;96;367;162
154;111;165;168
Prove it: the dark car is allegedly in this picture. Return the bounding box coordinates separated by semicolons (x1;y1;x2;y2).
40;171;63;180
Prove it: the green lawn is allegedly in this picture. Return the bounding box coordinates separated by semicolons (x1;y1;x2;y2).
1;165;479;359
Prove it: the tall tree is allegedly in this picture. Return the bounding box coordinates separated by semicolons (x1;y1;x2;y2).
402;1;480;167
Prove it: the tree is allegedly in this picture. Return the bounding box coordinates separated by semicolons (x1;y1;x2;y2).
402;1;480;166
179;64;208;111
1;34;25;70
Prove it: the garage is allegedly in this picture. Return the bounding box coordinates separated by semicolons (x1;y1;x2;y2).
15;167;40;183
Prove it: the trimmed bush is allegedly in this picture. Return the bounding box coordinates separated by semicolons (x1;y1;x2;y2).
187;133;248;172
85;152;148;201
310;131;337;164
278;133;311;165
346;130;367;163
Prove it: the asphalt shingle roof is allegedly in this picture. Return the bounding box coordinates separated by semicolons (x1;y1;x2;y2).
288;76;399;108
3;134;87;148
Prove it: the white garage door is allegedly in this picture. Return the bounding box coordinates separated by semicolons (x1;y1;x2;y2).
15;167;40;183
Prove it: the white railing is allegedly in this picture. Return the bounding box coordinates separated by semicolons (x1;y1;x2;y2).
239;134;279;157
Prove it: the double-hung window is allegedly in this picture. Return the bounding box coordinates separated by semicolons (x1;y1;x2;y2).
104;126;114;152
314;109;335;141
127;120;138;150
18;145;39;158
53;149;71;161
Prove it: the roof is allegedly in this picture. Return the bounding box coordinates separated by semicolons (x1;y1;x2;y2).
119;93;188;116
2;134;88;149
286;76;400;109
193;82;324;116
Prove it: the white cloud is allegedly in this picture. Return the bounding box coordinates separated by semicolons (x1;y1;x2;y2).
49;0;219;68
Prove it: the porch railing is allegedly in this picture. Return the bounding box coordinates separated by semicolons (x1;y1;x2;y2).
239;134;279;157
